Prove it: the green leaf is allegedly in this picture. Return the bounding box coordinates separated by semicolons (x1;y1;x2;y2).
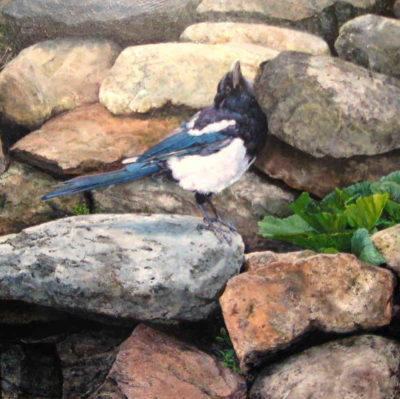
258;214;315;238
351;228;386;265
379;170;400;183
371;181;400;203
384;199;400;222
342;181;374;197
345;193;388;231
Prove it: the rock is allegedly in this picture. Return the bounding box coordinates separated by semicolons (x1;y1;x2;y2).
0;38;120;128
180;22;330;55
220;253;394;370
0;134;8;175
92;170;295;252
335;14;400;79
91;324;246;399
0;214;244;321
0;344;61;398
255;134;400;198
0;162;81;236
250;335;400;399
254;51;400;159
99;42;278;114
372;224;400;276
244;249;316;271
3;0;199;49
10;103;185;176
196;0;390;45
395;0;400;17
57;327;131;398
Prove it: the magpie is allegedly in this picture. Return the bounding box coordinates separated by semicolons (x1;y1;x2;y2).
42;61;268;232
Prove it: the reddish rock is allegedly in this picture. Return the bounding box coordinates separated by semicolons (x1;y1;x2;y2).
91;324;246;399
11;103;185;176
220;253;394;371
255;135;400;198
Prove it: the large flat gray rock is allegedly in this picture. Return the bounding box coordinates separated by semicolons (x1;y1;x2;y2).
0;214;244;322
3;0;200;49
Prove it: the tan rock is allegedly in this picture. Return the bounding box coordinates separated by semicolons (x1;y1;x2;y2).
0;39;121;128
220;253;394;370
372;224;400;275
244;250;316;271
255;128;400;198
250;335;400;399
180;22;330;55
99;42;278;114
91;324;246;399
0;162;81;235
10;103;184;176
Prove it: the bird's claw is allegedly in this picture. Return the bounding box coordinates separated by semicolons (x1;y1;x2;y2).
197;217;235;244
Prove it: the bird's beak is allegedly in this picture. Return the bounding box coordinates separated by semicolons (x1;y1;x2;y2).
231;60;242;89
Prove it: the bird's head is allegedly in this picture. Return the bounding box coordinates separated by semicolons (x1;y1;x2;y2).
213;61;255;111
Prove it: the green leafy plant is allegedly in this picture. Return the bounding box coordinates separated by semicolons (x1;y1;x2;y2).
259;171;400;265
72;203;90;215
215;328;243;375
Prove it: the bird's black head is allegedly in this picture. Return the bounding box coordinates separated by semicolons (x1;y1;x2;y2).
214;61;255;112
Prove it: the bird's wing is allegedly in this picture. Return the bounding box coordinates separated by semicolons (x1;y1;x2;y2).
132;116;240;164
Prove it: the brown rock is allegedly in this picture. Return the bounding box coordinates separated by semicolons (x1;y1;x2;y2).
91;324;246;399
250;335;400;399
244;250;316;271
10;103;185;176
220;253;394;370
0;161;81;235
255;135;400;198
372;224;400;276
0;39;121;128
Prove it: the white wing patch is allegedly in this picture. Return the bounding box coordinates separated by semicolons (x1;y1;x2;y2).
167;138;251;194
122;156;138;164
188;119;236;136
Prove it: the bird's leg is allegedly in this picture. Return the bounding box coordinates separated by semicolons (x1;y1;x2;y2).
206;195;236;232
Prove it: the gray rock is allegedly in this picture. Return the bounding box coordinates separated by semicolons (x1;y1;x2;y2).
395;0;400;18
2;0;199;49
254;51;400;158
196;0;392;45
99;42;278;114
335;14;400;79
92;170;295;252
0;161;82;236
250;335;400;399
0;38;120;128
0;214;244;321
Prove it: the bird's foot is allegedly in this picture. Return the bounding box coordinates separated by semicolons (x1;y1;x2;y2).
197;217;236;244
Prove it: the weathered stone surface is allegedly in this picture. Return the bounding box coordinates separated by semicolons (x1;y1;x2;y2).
244;250;316;271
220;253;394;370
335;14;400;79
99;42;278;114
0;344;62;398
0;161;81;236
395;0;400;17
372;224;400;275
0;214;244;321
3;0;199;49
0;38;120;128
92;170;295;252
255;134;400;198
57;327;131;398
91;324;246;399
10;103;184;176
250;335;400;399
180;22;330;55
254;51;400;159
0;135;8;175
196;0;391;45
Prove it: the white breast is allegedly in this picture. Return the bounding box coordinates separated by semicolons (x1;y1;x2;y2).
167;138;252;194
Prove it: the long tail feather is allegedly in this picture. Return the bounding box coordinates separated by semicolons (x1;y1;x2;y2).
41;163;159;200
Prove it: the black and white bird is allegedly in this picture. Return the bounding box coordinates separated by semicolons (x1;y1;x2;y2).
42;61;268;231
